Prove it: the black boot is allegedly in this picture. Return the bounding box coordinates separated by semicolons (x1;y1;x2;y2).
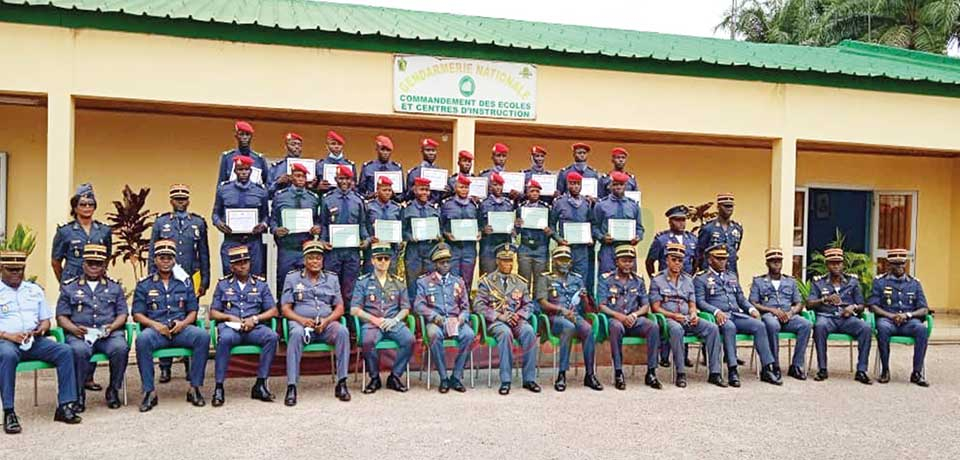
105;387;121;409
614;370;626;390
728;367;741;388
645;372;662;390
676;373;688;388
363;376;382;394
139;391;158;412
814;369;829;381
707;373;727;388
336;378;352;401
439;377;451;394
498;382;511;395
583;373;603;391
212;384;225;407
449;377;466;393
83;379;102;392
158;367;172;384
878;369;890;384
285;385;297;406
187;386;206;407
554;371;567;392
910;371;929;387
522;381;541;393
773;364;782;380
74;389;86;413
3;411;20;434
386;374;408;392
761;364;783;385
251;379;275;402
54;403;82;424
787;365;807;381
855;371;873;385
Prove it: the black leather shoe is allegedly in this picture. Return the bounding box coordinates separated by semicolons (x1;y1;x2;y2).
686;357;696;368
787;365;806;380
814;369;829;381
53;404;82;424
728;367;741;388
439;378;451;394
614;370;626;390
675;373;687;388
251;382;275;402
285;385;297;406
74;389;86;413
386;374;408;393
187;386;206;407
498;383;511;395
522;381;541;393
449;377;466;393
645;372;662;390
158;367;172;384
363;376;382;394
855;371;873;385
761;364;783;386
910;371;930;387
139;391;158;412
878;369;891;384
659;358;671;368
105;387;121;409
3;411;21;434
708;373;727;388
773;365;783;380
554;371;567;392
211;385;225;407
737;358;746;366
83;380;102;392
336;378;352;401
584;373;603;391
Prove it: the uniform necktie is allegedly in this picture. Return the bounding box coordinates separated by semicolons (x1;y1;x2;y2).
339;193;348;224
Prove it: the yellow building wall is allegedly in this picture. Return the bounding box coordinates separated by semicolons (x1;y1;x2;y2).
797;151;956;310
951;158;960;309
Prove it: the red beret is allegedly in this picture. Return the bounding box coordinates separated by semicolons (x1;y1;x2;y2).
290;163;309;175
458;150;474;160
492;143;509;154
414;177;431;187
375;135;394;150
285;132;302;142
490;172;505;185
327;130;345;144
421;138;439;148
610;171;629;183
571;142;590;151
336;165;353;178
235;121;254;134
526;180;542;190
611;147;629;157
457;175;472;185
233;155;254;167
377;175;393;186
530;145;547;155
566;171;583;182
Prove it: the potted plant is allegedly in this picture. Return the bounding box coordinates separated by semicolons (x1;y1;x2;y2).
106;185;154;281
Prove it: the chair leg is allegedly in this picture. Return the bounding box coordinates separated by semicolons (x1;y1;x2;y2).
848;342;854;373
330;352;336;384
695;345;701;374
361;353;367;390
787;339;793;365
123;370;128;406
406;362;410;390
33;371;39;407
487;346;492;388
807;343;814;374
426;348;432;390
470;349;475;389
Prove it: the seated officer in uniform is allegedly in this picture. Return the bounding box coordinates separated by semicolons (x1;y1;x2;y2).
650;243;725;388
351;242;414;394
414;243;475;393
695;244;781;387
868;248;930;386
538;246;603;392
807;247;872;384
1;250;81;434
56;244;129;411
474;243;540;395
133;239;211;412
596;245;661;390
208;246;279;406
281;240;352;405
749;248;811;381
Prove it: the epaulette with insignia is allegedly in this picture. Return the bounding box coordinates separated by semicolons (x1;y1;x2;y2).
570;272;583;279
218;180;231;188
139;273;155;283
695;269;707;276
653;270;663;277
406;166;418;174
813;274;825;282
754;273;766;279
540;271;551;277
190;212;205;221
515;274;528;284
219;274;234;281
847;273;859;280
357;273;373;281
874;274;886;280
157;211;172;219
253;274;267;282
600;272;611;279
390;274;404;282
221;149;234;156
418;273;431;279
346;159;356;165
362;160;374;167
63;276;79;285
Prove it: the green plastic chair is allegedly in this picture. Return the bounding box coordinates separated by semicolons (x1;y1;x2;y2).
210;317;278;355
538;312;601;380
15;327;66;407
352;315;416;390
86;322;136;405
871;313;934;380
646;312;712;381
805;310;874;374
131;318;209;371
281;316;348;384
478;314;539;388
598;312;664;383
416;313;479;389
697;312;761;378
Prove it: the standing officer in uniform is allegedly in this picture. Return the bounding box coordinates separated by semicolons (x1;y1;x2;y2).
557;142;599;198
281;241;351;405
650;243;726;388
749;248;811;380
550;171;596;295
271;163;321;295
359;135;403;200
314;130;356;197
523;145;556;203
212;155;269;276
402;177;442;299
414;243;475;393
447;150;475;199
697;193;743;274
56;244;128;411
217;121;267;186
1;250;81;434
808;247;872;384
474;244;540;395
208;246;279;407
267;132;305;199
351;243;414;394
52;183;113;285
406;138;447;204
647;205;698;369
479;143;521;202
319;165;368;309
364;176;402;274
133;239;210;412
868;248;930;386
149;184;210;384
598;147;639;199
597;245;662;390
441;175;480;289
695;244;781;387
592;171;644;276
538;246;603;392
516;180;552;288
478;173;515;276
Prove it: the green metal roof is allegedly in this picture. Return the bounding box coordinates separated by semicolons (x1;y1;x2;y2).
4;0;960;97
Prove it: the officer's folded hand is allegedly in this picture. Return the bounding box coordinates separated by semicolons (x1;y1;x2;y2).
169;320;186;335
216;223;233;234
689;314;700;326
73;325;89;338
6;332;30;344
309;225;322;235
154;323;172;338
483;225;493;235
543;227;553;237
303;318;317;329
241;318;257;331
629;238;640;246
714;311;727;326
603;234;614;245
774;309;789;322
252;223;267;235
893;313;906;325
564;309;577;322
623;313;636;328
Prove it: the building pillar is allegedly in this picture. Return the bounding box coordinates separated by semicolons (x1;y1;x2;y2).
770;137;797;251
452;118;476;173
43;91;74;302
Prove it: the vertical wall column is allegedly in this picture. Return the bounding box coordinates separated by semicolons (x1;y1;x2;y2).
452;118;476;172
770;137;797;251
44;92;75;302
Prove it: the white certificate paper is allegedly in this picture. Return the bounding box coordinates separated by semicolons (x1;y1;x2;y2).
608;218;636;241
521;207;548;229
411;217;441;241
563;222;592;245
329;224;360;248
487;211;514;234
281;208;314;233
451;219;479;241
322;163;340;184
500;172;525;194
374;220;402;243
226;208;258;234
468;177;488;199
625;191;642;206
285;158;317;182
374;171;404;193
581;178;599;198
420;167;449;191
532;174;557;196
229;166;263;185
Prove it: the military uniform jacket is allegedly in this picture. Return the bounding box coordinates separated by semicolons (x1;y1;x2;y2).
212;180;269;232
598;170;638;199
414;272;469;323
597;271;648;315
56;277;127;329
217;148;268;185
149;211;211;290
401;200;441;242
359;159;402;199
557;162;599;196
649;272;696;316
516;199;550;254
550;193;591;245
405;161;446;204
210;275;276;319
478;165;506;179
536;271;587;316
591;194;644;243
748;274;801;311
132;273;199;325
695;268;753;317
647;230;697;274
474;271;532;324
315;154;356;197
281;270;342;320
365;198;402;246
696;219;744;271
446;172;475;200
808;274;864;317
868;273;927;314
320;187;368;242
0;281;50;334
52;220;113;281
270;186;321;248
267;156;303;199
440;196;479;239
351;273;410;319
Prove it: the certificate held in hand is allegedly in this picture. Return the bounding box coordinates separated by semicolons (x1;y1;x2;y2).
329;224;360;248
281;208;313;234
411;217;440;241
487;211;514;234
563;222;592;245
420;168;449;191
468;177;488;199
450;219;479;241
608;218;636;241
374;171;403;193
374;219;402;243
500;172;525;194
226;208;258;234
444;317;460;337
322;164;340;185
521;207;548;229
286;159;317;182
581;178;599;198
531;174;557;196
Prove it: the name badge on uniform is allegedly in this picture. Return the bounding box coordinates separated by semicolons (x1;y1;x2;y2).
192;225;200;238
1;304;8;313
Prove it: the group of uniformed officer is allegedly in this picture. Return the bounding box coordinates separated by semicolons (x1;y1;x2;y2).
0;121;934;435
